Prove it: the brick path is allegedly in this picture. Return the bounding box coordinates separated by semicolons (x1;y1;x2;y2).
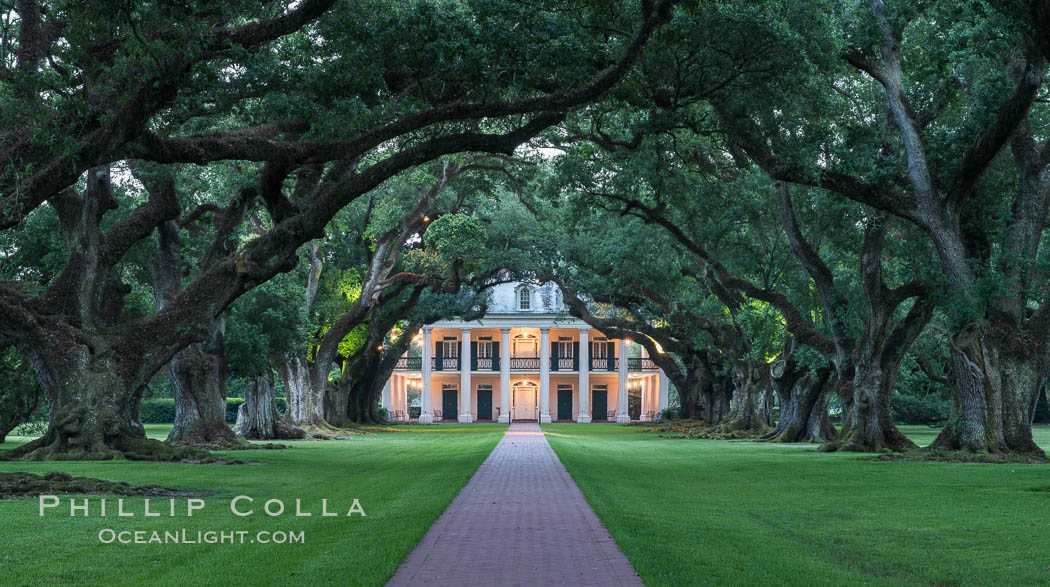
387;422;642;586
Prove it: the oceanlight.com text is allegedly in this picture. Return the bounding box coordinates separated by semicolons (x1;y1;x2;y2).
97;529;306;545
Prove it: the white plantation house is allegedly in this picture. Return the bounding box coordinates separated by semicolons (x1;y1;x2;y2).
382;282;670;423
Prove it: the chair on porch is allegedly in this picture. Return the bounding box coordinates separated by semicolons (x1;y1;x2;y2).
607;410;616;421
494;407;501;421
643;410;657;422
433;409;442;421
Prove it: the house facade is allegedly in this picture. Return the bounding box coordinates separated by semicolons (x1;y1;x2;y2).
381;282;669;423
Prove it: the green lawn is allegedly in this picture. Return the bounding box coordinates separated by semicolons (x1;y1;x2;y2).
5;422;1048;586
544;423;1050;586
0;423;506;586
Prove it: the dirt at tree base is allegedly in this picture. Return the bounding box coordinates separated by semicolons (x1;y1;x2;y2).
637;419;709;433
870;449;1050;464
0;472;212;500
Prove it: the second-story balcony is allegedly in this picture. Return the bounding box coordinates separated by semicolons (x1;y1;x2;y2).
394;353;659;373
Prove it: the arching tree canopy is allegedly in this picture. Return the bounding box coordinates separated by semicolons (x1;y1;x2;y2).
1;0;1049;462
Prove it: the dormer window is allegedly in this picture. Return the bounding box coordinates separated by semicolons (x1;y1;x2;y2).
517;285;532;311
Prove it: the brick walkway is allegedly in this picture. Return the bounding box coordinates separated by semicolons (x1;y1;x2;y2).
387;422;642;586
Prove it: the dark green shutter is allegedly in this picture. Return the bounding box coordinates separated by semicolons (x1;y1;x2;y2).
492;342;500;371
573;342;579;370
607;342;616;371
470;341;477;370
434;341;443;371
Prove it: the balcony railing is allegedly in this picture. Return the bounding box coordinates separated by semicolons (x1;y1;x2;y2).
628;357;658;371
431;357;460;371
472;357;499;371
551;357;576;371
509;357;541;370
397;355;657;372
395;357;422;370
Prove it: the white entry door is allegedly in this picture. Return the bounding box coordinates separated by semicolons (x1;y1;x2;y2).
513;385;537;420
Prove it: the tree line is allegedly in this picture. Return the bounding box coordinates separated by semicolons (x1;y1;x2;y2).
1;0;1049;461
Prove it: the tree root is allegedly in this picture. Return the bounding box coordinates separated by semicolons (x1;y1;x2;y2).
168;420;257;451
0;471;211;499
871;446;1050;464
0;435;243;464
759;430;833;444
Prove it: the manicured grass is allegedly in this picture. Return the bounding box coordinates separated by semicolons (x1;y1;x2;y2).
0;423;506;586
544;423;1050;586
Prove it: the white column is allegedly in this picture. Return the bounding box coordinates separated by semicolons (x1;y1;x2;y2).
539;328;551;423
498;328;511;423
617;338;629;424
577;329;590;423
459;328;472;423
658;370;669;412
420;327;433;424
382;377;391;409
397;378;406;412
641;376;651;418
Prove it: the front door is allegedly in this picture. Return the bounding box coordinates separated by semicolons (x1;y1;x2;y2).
592;387;608;421
513;384;537;420
442;387;457;421
477;387;492;420
557;386;573;421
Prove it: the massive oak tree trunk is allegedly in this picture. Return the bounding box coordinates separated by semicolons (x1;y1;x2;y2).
275;355;328;430
763;360;836;444
234;372;304;440
696;357;732;425
824;264;932;453
707;362;771;437
323;380;350;428
671;354;706;420
6;345;203;461
152;200;245;449
166;323;242;449
830;359;914;453
930;323;1045;454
